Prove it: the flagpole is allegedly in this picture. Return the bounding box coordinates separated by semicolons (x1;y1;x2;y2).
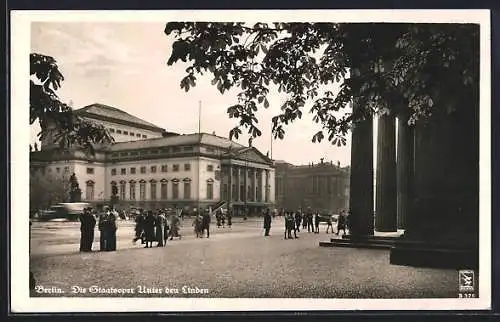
270;122;273;159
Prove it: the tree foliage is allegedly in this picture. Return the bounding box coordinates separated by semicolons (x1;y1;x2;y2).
30;53;114;153
29;170;70;211
164;22;479;145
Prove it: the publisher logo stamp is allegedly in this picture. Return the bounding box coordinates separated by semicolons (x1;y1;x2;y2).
459;270;475;293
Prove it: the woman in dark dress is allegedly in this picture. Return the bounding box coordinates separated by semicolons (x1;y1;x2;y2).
106;210;117;251
226;210;232;228
79;208;96;252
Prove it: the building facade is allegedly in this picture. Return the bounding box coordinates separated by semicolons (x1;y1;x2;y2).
275;159;350;213
31;103;275;214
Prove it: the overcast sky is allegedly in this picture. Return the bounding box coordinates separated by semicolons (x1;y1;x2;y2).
30;22;355;166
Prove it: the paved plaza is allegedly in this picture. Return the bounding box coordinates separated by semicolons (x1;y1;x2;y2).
30;217;459;298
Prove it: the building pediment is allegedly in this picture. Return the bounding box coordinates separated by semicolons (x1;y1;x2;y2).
231;147;272;165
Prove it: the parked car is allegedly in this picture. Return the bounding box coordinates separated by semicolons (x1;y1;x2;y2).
38;202;90;221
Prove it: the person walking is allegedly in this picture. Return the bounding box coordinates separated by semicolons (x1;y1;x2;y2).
263;209;272;236
227;209;232;228
337;210;347;236
106;207;118;251
155;211;166;247
132;210;144;244
314;211;320;234
294;210;302;232
325;213;334;234
202;209;211;238
307;208;313;233
79;208;96;252
98;209;109;251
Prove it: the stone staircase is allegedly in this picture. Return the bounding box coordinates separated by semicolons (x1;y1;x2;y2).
319;232;403;250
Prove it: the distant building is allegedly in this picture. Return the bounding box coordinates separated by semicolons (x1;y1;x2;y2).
31;103;275;213
274;159;350;213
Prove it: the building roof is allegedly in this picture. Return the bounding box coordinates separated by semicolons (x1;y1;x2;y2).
74;103;164;132
106;133;245;151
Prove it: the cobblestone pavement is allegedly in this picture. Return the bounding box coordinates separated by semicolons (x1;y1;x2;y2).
30;218;459;298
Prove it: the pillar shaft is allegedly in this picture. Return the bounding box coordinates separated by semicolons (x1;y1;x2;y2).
396;116;414;230
235;166;240;201
228;165;233;205
375;114;397;232
348;98;374;237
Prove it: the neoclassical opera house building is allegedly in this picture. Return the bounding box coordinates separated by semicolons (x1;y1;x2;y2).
30;103;276;213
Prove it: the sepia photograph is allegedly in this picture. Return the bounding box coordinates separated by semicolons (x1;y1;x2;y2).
10;9;491;312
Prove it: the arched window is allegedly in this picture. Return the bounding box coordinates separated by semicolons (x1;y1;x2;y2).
129;180;137;200
160;179;168;200
206;178;214;200
183;178;192;200
172;178;179;200
86;180;95;201
139;179;146;201
119;180;126;201
150;179;157;200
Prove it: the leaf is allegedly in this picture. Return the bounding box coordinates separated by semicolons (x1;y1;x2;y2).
264;98;269;108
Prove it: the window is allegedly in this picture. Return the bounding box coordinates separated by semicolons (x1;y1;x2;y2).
206;147;215;153
119;181;126;200
172;146;181;152
140;151;148;155
110;128;115;133
111;153;118;158
86;167;94;174
184;163;191;171
184;146;193;151
151;166;157;173
117;130;122;134
140;166;146;174
139;181;146;200
130;167;136;174
121;168;126;175
207;165;214;172
110;182;117;197
123;131;129;135
150;181;157;200
56;167;60;174
207;181;214;200
130;132;135;136
86;181;95;201
161;165;168;172
120;152;128;157
172;181;179;199
130;152;138;156
111;168;117;176
142;135;147;138
129;181;136;200
136;133;141;137
150;150;159;154
183;180;191;199
173;164;179;172
161;181;168;200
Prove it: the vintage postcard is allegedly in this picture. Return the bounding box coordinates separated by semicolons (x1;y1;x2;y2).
10;9;491;312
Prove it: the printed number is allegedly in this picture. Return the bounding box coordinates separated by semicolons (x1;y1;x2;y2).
459;293;476;298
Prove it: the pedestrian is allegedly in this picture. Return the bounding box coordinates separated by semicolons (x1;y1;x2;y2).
227;209;232;228
79;207;96;252
302;211;307;230
216;211;221;228
337;210;347;236
307;208;313;232
155;211;166;247
202;209;211;238
106;207;118;251
263;209;272;236
143;211;156;248
169;213;181;240
314;211;320;234
98;209;109;251
325;213;334;234
132;210;144;243
294;210;302;232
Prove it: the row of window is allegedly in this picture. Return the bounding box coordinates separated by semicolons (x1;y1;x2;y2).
40;166;70;175
110;164;215;176
109;128;148;139
110;146;195;158
110;180;214;200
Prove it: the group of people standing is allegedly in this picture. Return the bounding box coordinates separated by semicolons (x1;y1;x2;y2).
279;208;349;240
133;209;182;248
78;206;118;252
215;209;232;228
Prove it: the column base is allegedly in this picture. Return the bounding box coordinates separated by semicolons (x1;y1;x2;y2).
390;240;478;269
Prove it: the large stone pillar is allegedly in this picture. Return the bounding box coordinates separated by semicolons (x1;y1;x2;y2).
228;165;233;205
396;115;414;230
348;98;374;237
390;100;479;268
235;166;240;201
375;114;397;232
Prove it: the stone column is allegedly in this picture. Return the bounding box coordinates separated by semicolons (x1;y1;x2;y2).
348;97;374;237
228;165;233;205
253;169;258;202
375;114;397;232
235;166;240;201
396;115;414;230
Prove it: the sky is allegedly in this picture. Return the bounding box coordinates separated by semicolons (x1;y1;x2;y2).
30;21;356;166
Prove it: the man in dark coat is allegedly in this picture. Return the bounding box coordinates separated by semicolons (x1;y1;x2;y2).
294;210;302;232
98;210;108;251
143;211;156;248
226;209;232;228
106;208;118;251
263;209;272;236
132;210;144;243
337;210;347;236
79;208;96;252
306;208;313;233
202;209;211;238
